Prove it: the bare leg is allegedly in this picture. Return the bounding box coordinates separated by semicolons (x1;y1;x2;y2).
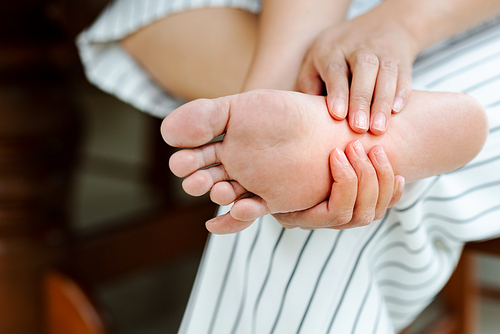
121;8;257;100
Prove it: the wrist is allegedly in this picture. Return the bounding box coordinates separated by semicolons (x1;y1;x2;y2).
370;0;443;54
243;0;351;91
377;0;500;54
242;44;306;91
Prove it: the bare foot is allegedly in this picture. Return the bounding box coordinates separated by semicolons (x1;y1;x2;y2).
164;90;339;215
162;89;487;233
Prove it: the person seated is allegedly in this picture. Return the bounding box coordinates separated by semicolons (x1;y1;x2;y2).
162;88;488;234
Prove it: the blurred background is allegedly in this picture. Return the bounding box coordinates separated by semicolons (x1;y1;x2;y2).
0;1;213;333
1;1;500;334
71;76;205;334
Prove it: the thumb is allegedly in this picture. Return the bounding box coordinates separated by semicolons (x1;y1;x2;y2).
296;54;324;95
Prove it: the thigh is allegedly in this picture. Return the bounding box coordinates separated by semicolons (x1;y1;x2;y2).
121;8;258;100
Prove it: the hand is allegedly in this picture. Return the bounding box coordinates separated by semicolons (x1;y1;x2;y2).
205;142;404;234
296;11;418;135
170;141;404;234
273;142;404;230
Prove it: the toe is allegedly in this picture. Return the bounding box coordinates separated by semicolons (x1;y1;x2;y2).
205;213;255;234
210;181;247;206
169;141;223;177
169;150;199;178
182;164;230;197
161;97;230;147
230;196;270;221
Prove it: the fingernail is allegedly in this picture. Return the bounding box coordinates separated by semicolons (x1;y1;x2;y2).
353;140;367;160
335;148;350;165
354;110;368;130
392;97;403;113
399;177;405;193
374;147;388;165
331;99;346;119
372;113;387;132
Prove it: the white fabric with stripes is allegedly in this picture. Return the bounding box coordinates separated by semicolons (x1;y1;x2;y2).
77;1;500;333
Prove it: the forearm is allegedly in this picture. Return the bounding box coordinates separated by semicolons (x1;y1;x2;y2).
369;0;500;55
243;0;351;91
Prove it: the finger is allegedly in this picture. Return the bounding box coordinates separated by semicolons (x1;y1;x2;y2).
169;141;223;177
388;175;405;207
368;146;394;220
161;96;231;147
319;50;350;120
205;213;255;234
392;66;412;114
344;140;378;227
210;180;247;206
370;58;398;135
273;147;357;228
182;164;229;197
230;196;271;221
296;53;325;95
348;52;380;133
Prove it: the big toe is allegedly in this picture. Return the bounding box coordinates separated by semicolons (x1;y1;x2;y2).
161;97;230;147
